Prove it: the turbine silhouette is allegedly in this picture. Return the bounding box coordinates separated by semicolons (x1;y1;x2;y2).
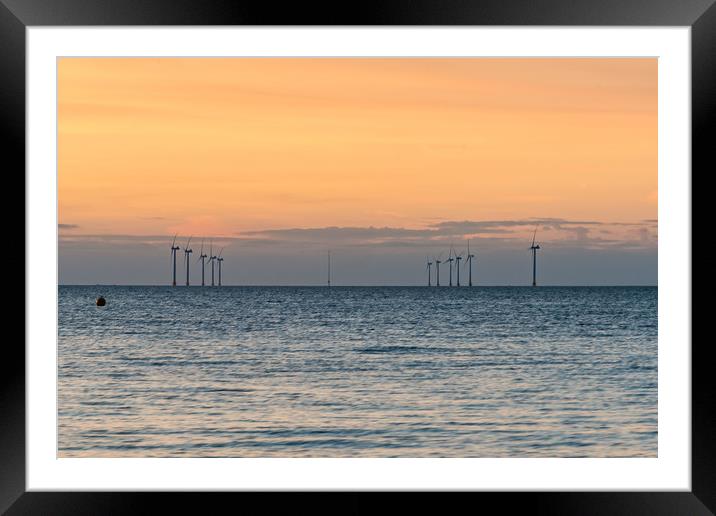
530;227;541;287
170;235;180;287
426;256;433;286
446;247;455;287
207;242;217;287
454;248;463;287
196;239;207;286
217;248;224;287
434;253;443;287
183;236;193;286
465;240;476;287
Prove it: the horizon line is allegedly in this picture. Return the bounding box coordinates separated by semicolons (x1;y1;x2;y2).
59;284;658;288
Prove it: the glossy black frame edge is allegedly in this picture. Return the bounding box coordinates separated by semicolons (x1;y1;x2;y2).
4;0;711;513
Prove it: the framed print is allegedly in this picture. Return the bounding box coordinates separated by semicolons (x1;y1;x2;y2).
5;0;711;513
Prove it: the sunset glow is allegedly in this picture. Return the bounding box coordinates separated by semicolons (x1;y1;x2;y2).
58;57;657;285
59;58;656;236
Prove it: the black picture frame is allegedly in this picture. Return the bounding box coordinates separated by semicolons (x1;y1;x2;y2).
4;1;710;513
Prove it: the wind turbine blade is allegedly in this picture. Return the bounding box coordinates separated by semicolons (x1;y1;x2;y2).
218;247;224;258
172;234;177;247
199;239;204;257
531;227;537;247
186;236;192;248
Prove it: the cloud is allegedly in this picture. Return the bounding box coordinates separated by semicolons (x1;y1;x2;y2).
58;234;236;253
431;218;603;234
58;223;79;230
57;217;658;254
241;226;436;241
243;218;604;242
235;218;656;251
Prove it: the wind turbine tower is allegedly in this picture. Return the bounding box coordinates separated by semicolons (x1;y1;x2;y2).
446;247;455;287
183;236;193;286
217;248;224;287
197;239;207;286
435;255;442;287
170;235;180;287
327;251;331;287
455;250;463;286
208;243;217;287
426;257;433;286
466;240;476;287
530;228;541;287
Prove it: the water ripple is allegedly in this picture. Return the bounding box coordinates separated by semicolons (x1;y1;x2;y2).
58;286;657;457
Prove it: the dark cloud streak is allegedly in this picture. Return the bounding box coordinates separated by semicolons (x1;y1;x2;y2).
58;217;658;253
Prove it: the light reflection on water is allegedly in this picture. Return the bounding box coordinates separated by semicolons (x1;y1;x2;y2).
58;286;657;457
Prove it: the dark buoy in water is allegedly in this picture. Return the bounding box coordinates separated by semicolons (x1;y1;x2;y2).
96;296;106;307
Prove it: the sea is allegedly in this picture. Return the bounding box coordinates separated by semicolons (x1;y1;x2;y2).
58;285;657;457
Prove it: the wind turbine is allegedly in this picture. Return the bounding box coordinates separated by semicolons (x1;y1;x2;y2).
434;253;443;287
426;256;433;286
327;251;331;287
196;239;207;286
170;235;180;286
183;236;193;286
465;240;476;287
454;249;463;286
446;247;455;287
217;248;224;287
530;227;541;287
208;242;217;287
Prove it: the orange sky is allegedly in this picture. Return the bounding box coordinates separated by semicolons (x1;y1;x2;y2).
58;58;657;238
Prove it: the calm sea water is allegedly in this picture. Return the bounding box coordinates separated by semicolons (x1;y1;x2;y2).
58;286;657;457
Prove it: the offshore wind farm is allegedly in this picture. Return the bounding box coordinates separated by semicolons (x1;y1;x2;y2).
58;57;657;458
164;233;544;288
